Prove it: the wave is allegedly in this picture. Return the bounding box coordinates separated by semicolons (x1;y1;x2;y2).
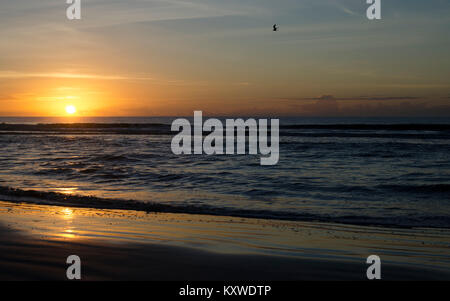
1;123;449;140
377;184;450;194
1;123;450;131
0;123;169;135
282;124;450;131
0;185;449;228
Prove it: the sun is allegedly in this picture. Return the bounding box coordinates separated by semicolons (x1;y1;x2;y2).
65;105;77;115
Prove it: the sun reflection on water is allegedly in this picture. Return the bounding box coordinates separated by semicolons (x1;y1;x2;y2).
57;187;78;195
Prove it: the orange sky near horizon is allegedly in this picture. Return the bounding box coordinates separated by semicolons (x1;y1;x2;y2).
2;74;449;117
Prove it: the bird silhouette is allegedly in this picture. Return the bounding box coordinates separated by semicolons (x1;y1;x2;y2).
273;24;278;32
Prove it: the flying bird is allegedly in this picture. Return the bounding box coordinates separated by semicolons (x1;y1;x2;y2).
273;24;278;32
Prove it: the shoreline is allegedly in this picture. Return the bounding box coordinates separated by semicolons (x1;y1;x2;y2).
1;186;448;229
1;200;449;280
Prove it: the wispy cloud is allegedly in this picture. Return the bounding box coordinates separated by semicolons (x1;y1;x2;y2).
332;0;358;16
0;71;153;81
283;95;422;101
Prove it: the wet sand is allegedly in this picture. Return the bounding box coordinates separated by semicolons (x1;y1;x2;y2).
0;200;449;280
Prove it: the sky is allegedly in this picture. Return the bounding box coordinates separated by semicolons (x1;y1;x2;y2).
0;0;449;117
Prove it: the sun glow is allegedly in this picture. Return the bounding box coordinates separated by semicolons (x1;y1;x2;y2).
65;105;77;115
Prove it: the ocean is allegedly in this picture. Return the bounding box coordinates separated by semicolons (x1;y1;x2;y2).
0;116;449;228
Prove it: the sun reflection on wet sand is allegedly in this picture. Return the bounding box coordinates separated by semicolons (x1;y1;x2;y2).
62;228;76;239
59;207;76;239
61;207;74;219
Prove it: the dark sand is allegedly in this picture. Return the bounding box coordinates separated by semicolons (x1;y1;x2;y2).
0;201;449;280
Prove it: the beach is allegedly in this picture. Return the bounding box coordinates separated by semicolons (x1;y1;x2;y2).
1;200;449;280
